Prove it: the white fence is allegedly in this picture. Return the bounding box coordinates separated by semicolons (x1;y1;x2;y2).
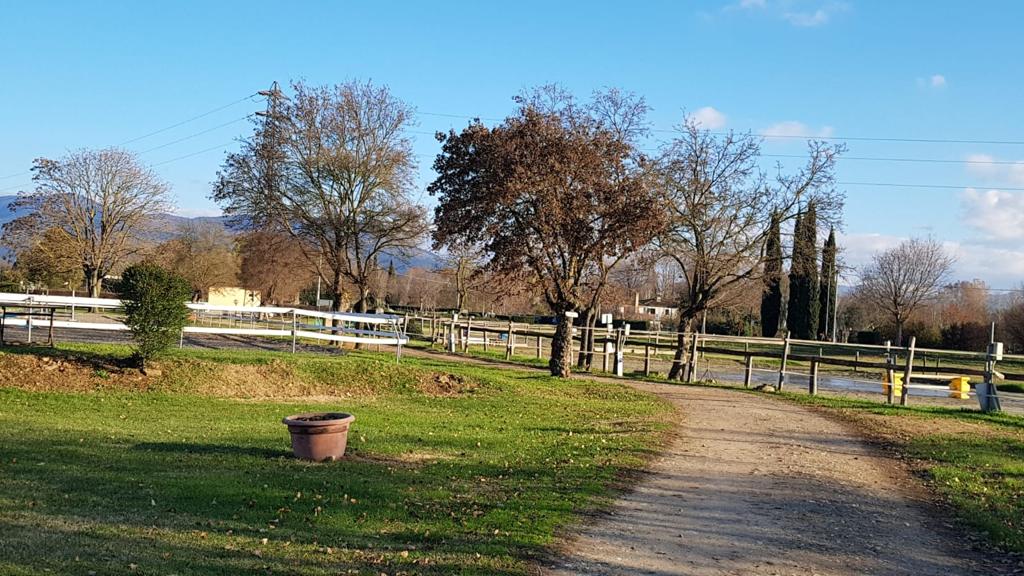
0;293;409;355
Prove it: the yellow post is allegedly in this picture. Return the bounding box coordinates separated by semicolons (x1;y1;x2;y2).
882;372;903;396
948;377;970;400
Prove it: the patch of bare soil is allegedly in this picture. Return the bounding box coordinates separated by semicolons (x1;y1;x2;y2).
192;361;311;398
415;372;478;397
542;384;1014;576
0;352;148;392
345;449;446;469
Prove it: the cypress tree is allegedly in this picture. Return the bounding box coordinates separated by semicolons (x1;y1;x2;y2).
760;211;783;337
786;203;819;340
818;227;837;341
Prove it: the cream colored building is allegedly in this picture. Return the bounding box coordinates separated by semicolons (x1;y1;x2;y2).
207;287;261;307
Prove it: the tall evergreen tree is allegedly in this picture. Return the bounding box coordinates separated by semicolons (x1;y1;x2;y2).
786;203;819;339
760;211;783;337
817;227;838;341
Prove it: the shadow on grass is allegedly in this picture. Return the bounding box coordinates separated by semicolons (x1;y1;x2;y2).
133;441;293;459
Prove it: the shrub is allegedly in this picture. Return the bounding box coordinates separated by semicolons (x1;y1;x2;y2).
119;263;191;367
940;321;990;352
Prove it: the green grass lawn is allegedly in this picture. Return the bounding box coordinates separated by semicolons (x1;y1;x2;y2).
0;344;673;575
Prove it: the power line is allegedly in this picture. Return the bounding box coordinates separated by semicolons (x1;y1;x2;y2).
838;181;1024;192
417;109;1024;147
119;93;259;145
0;170;31;181
711;131;1024;146
0;181;29;194
764;153;1024;166
151;141;237;167
136;115;251;155
0;92;259;186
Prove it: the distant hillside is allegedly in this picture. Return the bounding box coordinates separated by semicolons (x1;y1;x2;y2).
0;195;440;273
0;195;32;229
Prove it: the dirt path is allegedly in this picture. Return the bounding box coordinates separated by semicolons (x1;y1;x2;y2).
542;382;999;576
398;349;1008;575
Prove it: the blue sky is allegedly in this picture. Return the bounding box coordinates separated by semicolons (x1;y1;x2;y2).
2;1;1023;286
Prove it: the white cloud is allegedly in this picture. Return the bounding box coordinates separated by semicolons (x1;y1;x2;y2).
960;188;1024;241
760;121;834;140
838;232;905;272
721;1;846;27
930;74;946;88
963;153;1024;185
965;153;999;178
783;8;829;26
839;230;1024;288
687;106;728;129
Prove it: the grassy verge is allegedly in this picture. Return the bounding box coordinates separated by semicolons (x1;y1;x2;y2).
775;392;1024;552
0;343;673;575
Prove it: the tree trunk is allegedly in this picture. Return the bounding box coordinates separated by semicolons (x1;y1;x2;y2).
549;314;575;378
896;320;904;348
667;315;695;381
85;267;101;312
355;286;370;350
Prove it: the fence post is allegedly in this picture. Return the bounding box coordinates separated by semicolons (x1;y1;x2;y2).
744;354;753;388
854;350;860;372
615;327;627;377
463;317;472;353
900;337;916;407
686;332;699;383
777;332;791;391
643;341;652;376
536;335;542;359
483;326;489;351
291;310;297;353
809;358;819;395
602;336;610;372
506;321;515;360
885;340;895;404
448;315;457;353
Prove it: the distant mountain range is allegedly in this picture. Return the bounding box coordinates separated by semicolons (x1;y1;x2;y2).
0;195;440;271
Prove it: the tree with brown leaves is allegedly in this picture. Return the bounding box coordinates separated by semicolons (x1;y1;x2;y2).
430;87;665;377
236;228;315;305
152;221;239;300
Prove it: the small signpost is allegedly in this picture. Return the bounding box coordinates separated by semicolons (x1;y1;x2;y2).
978;336;1003;413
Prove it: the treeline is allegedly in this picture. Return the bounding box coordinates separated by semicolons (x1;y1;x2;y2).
1;79;998;377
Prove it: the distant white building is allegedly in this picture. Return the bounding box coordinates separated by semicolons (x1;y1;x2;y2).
619;293;677;319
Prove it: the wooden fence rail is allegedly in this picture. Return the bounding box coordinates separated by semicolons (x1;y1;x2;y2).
415;316;1016;406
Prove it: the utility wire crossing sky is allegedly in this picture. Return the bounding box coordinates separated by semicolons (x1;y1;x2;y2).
2;1;1023;286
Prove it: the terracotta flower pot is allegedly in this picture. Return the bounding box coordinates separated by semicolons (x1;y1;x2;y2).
282;412;355;462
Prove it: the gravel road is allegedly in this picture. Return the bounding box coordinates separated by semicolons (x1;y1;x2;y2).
542;383;1008;576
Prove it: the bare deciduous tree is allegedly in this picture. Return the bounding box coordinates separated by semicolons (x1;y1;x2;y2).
859;237;955;345
439;245;486;314
213;80;429;313
3;148;171;297
656;120;844;379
